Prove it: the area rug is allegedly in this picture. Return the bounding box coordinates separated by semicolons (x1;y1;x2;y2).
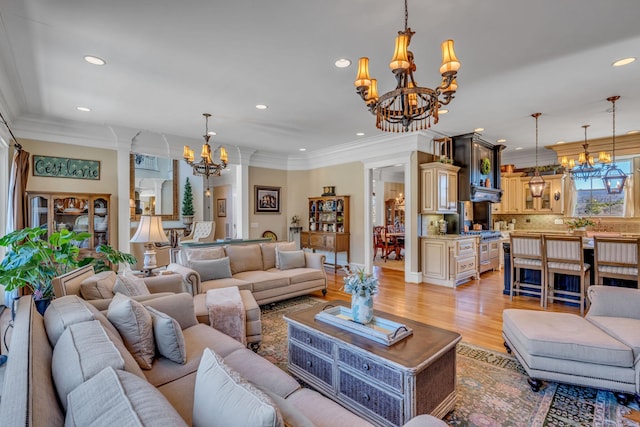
258;296;640;427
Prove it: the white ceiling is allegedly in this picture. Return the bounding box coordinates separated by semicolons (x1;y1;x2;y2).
1;0;639;159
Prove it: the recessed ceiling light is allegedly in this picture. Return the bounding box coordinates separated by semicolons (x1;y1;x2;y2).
497;138;506;143
299;148;307;151
438;109;449;114
556;140;566;144
76;106;91;112
474;127;484;132
356;132;365;136
627;130;640;135
514;147;523;150
255;104;268;110
207;131;216;136
612;57;636;67
334;58;351;68
84;55;106;65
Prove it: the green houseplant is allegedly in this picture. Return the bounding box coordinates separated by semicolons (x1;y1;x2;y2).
566;217;596;230
181;177;195;226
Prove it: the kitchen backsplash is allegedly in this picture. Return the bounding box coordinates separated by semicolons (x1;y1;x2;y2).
493;214;640;233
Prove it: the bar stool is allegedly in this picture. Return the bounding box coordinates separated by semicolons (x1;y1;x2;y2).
510;233;546;307
593;236;640;288
543;235;590;316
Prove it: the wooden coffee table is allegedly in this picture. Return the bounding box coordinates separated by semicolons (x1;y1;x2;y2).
284;300;461;427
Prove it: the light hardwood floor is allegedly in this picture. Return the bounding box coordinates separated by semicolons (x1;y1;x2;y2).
315;266;580;354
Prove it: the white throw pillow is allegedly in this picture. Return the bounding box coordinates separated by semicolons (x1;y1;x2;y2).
274;241;297;269
278;250;306;270
113;274;150;297
107;293;155;369
193;348;283;427
146;306;187;364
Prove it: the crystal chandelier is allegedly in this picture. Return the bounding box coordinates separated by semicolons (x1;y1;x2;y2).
529;113;546;198
354;0;460;132
183;113;228;178
602;96;626;194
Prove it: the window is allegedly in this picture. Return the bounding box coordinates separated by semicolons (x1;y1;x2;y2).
572;159;631;217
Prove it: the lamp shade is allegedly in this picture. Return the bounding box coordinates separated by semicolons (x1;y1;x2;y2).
220;146;228;163
440;40;460;75
366;79;379;105
130;215;169;244
389;34;410;72
354;57;371;88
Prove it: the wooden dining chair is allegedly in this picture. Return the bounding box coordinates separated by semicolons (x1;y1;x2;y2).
373;226;390;262
510;233;546;307
593;236;640;288
543;235;590;316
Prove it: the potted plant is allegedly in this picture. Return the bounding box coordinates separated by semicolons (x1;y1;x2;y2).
181;177;195;227
92;244;137;274
342;266;379;324
566;217;595;236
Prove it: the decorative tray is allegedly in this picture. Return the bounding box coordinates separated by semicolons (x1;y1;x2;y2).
315;305;413;346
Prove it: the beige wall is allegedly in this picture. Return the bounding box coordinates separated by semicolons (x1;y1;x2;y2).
21;139;119;247
212;184;232;239
248;167;288;240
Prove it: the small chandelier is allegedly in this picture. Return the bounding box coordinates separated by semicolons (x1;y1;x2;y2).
354;0;460;132
183;113;228;178
565;125;604;181
529;113;546;198
602;95;626;194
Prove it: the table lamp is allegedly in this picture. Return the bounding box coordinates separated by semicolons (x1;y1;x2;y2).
130;215;169;275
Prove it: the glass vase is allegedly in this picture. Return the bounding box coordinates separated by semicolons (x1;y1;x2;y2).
351;293;374;324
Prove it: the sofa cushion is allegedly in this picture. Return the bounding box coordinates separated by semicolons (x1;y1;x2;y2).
275;242;297;268
113;273;151;297
286;388;374;427
52;320;125;410
587;316;640;364
233;270;290;292
226;244;264;274
80;270;116;300
65;367;187;427
200;277;253;294
503;309;634;368
145;323;245;388
147;306;187;364
193;348;283;427
108;293;155;369
44;295;96;346
258;386;315;427
189;257;232;281
278;250;306;270
260;242;278;270
270;267;325;285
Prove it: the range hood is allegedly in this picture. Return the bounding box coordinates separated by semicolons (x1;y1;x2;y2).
451;133;505;203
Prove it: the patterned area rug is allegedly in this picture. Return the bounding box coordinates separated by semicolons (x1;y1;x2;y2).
258;296;640;426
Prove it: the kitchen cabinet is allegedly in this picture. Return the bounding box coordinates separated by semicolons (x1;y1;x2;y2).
520;174;563;214
419;162;460;214
493;172;524;214
301;195;350;269
421;236;478;287
26;192;112;255
451;133;504;203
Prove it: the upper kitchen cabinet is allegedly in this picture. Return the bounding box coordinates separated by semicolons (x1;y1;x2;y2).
420;162;460;214
520;174;564;213
451;133;505;203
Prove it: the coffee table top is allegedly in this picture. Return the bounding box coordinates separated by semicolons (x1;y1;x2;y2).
284;300;461;370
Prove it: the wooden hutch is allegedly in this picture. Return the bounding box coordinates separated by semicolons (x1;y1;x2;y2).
300;195;350;269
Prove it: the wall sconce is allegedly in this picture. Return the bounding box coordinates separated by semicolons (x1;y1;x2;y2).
554;191;561;201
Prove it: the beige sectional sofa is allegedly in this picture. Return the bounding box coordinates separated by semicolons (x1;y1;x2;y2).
0;293;447;427
168;242;328;304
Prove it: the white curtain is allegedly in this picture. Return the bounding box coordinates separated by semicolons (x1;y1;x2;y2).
623;175;634;217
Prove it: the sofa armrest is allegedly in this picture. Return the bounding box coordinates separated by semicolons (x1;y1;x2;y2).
166;263;200;295
143;274;185;294
304;252;326;270
587;285;640;320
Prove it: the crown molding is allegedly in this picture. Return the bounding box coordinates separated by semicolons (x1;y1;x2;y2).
545;133;640;161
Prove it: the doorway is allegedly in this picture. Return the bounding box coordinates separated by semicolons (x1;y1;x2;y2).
372;165;405;271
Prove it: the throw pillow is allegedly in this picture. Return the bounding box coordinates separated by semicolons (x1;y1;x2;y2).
189;257;232;281
274;241;297;268
107;293;155;369
226;244;264;274
80;271;117;300
146;306;187;364
278;250;306;270
43;295;96;346
65;367;187;427
186;246;226;261
113;274;150;297
193;348;283;427
52;320;125;410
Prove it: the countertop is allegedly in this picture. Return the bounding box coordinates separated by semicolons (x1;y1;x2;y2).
421;234;479;240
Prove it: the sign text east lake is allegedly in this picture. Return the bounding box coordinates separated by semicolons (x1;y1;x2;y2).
33;156;100;180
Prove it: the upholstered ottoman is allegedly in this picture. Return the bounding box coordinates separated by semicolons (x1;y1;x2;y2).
194;288;262;351
502;309;636;401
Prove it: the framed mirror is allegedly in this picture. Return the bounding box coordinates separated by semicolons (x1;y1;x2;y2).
130;153;179;221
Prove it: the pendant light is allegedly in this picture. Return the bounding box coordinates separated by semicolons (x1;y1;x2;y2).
602;96;627;194
529;113;546;198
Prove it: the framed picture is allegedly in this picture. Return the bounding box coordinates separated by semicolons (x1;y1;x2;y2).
255;186;280;213
217;198;227;217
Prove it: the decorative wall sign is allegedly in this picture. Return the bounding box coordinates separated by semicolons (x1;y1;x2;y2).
255;186;280;213
33;155;100;180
